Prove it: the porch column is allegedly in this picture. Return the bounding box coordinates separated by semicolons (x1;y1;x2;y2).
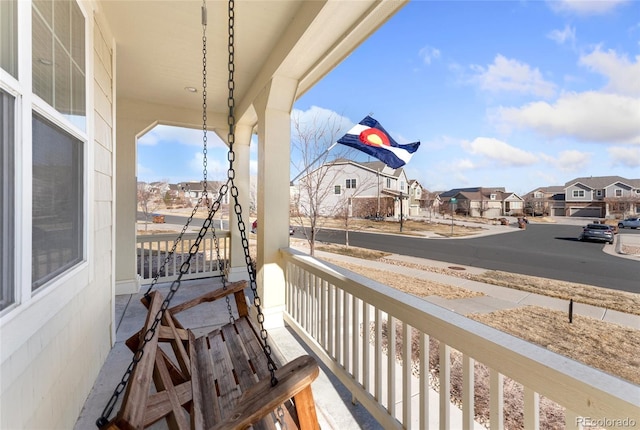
227;124;253;281
115;118;147;294
253;75;298;329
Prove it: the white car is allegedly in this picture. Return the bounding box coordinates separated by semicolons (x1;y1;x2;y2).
618;217;640;229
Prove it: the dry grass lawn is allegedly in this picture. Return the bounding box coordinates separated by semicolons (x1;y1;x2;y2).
470;306;640;385
471;270;640;316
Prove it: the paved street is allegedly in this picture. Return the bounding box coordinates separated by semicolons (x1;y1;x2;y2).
306;223;640;294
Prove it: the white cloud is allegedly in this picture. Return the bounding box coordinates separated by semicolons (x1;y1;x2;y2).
539;150;591;172
547;24;576;46
496;91;640;144
291;106;353;135
189;152;227;180
579;47;640;96
548;0;629;15
463;137;539;166
608;146;640;167
419;45;441;65
470;55;556;98
138;124;227;148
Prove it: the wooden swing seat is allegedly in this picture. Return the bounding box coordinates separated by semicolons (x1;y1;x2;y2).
101;281;320;430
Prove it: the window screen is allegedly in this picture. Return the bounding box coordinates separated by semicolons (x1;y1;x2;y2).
0;0;18;78
32;113;83;290
32;0;86;129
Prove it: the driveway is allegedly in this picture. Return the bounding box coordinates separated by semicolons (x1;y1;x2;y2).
306;223;640;294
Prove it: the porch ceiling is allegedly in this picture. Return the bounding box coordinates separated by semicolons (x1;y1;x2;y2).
98;0;407;128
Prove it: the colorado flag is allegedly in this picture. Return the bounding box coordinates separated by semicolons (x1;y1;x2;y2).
337;116;420;169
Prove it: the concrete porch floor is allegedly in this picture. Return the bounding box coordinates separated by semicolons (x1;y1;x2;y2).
74;277;382;429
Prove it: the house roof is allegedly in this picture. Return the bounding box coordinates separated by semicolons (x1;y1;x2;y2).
525;185;565;195
564;175;640;190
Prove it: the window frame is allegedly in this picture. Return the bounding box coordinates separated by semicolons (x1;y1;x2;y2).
572;190;585;198
334;185;341;195
1;87;16;312
345;178;356;189
1;0;89;318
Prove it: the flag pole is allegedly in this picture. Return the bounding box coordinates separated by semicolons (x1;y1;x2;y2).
290;142;338;185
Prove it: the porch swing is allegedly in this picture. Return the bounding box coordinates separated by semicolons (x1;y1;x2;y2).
96;1;320;429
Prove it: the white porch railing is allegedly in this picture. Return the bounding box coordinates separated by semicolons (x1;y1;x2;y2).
281;248;640;430
136;232;230;284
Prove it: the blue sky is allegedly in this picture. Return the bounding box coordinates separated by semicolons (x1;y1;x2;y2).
138;0;640;195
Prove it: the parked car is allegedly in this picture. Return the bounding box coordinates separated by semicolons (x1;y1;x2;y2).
579;224;614;244
618;217;640;229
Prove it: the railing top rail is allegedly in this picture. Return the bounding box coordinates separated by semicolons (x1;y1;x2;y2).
280;247;640;419
136;230;230;243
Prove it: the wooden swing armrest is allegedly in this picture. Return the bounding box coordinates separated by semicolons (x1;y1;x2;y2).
168;280;248;315
210;355;320;430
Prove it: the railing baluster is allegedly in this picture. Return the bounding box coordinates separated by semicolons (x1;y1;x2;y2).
490;368;504;430
462;354;475;430
363;302;371;392
439;343;450;430
328;283;335;359
375;308;382;403
353;296;360;387
343;291;350;374
523;387;540;430
565;409;581;430
420;332;429;430
388;315;396;416
336;287;343;366
402;322;411;427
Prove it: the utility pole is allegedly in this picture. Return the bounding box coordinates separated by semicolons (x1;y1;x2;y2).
400;191;404;232
450;197;457;236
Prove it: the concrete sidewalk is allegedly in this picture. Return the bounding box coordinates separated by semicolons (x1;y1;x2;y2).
311;249;640;330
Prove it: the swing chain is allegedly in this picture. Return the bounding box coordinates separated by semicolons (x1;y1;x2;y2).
226;0;278;386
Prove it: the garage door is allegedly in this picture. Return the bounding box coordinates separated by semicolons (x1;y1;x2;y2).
569;206;602;217
552;207;564;217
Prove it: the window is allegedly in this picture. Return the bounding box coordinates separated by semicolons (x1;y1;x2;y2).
32;0;86;129
596;190;602;197
534;191;543;199
400;181;405;191
346;178;356;189
334;185;341;195
572;190;585;198
1;0;18;78
490;194;496;200
1;89;15;310
386;178;391;188
615;189;623;197
32;113;84;290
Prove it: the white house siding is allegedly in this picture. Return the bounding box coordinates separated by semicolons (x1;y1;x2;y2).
0;4;114;429
302;163;380;217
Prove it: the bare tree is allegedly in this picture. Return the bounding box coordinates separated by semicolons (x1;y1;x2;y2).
137;182;162;230
291;111;353;256
332;175;377;247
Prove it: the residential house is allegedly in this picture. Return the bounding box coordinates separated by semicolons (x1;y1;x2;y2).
295;159;410;219
177;180;230;205
523;186;565;217
2;1;631;429
563;176;640;218
407;179;424;216
438;187;523;218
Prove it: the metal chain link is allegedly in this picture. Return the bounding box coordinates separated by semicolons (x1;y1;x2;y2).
226;0;278;386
